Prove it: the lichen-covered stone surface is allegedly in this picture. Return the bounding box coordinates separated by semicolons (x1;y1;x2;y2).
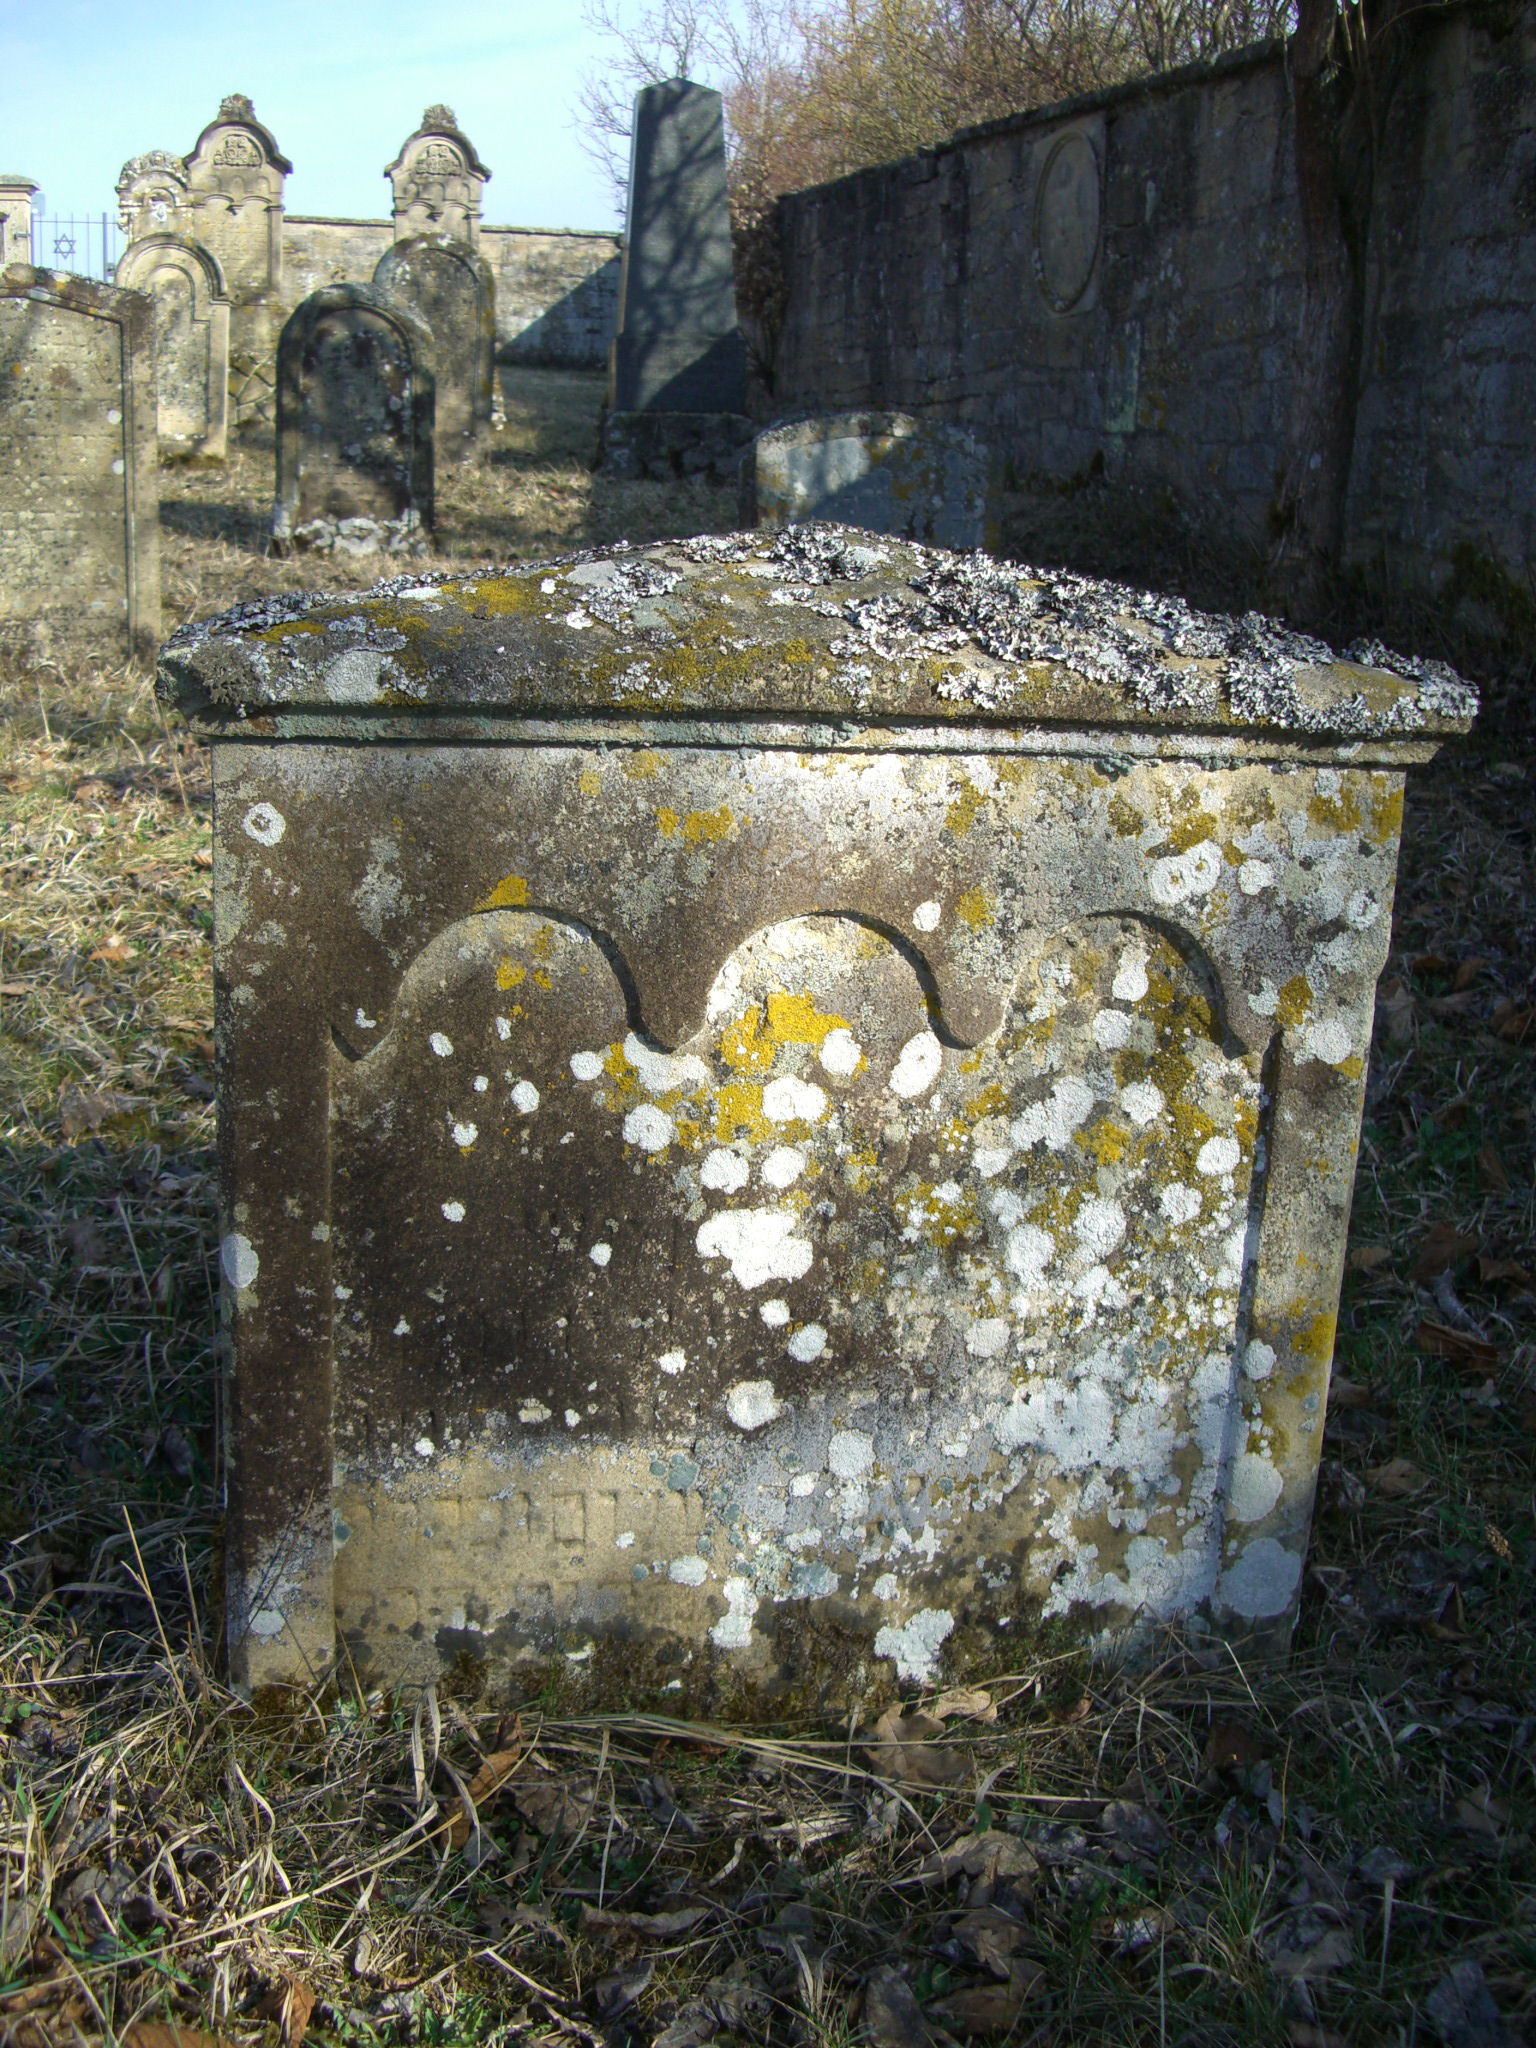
159;527;1475;1708
0;266;161;655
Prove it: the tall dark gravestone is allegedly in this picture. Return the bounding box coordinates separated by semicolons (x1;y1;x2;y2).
374;235;494;452
602;79;750;480
272;284;435;555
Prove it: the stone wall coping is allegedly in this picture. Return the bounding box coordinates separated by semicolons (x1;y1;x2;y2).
285;215;621;242
159;526;1477;750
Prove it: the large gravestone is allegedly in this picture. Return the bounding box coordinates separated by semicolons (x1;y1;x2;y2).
373;235;494;451
749;413;999;551
115;234;230;461
181;94;289;301
0;268;160;656
603;80;748;478
159;527;1476;1705
272;284;434;555
386;107;490;247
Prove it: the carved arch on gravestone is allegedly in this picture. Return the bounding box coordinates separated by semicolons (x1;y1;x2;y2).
115;151;190;241
114;235;230;461
372;235;495;447
273;284;435;550
384;105;491;247
182;94;290;298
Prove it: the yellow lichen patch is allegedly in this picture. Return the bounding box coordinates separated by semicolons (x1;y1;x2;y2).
1233;1097;1259;1149
530;924;555;959
1080;1118;1131;1166
604;1044;637;1090
895;1178;979;1247
656;808;680;837
682;805;740;845
477;874;530;911
495;960;526;991
533;968;552;991
945;779;986;838
1370;780;1405;844
1161;798;1221;853
965;1082;1011;1119
1307;782;1362;832
843;1148;879;1194
460;576;540;618
955;886;993;931
1292;1310;1337;1364
848;1256;885;1298
715;1082;769;1143
622;750;663;780
721;1007;775;1074
1276;976;1313;1029
1107;792;1144;838
578;768;602;797
765;990;849;1046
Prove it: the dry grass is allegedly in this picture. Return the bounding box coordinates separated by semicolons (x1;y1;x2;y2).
1;371;1533;2048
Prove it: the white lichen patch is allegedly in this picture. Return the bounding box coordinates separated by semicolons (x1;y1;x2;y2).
763;1074;828;1123
242;802;286;846
889;1031;942;1098
787;1322;827;1362
668;1555;708;1586
624;1104;676;1152
701;1147;751;1192
710;1576;758;1649
912;900;941;932
510;1080;540;1113
657;1348;687;1376
820;1027;863;1077
429;1031;453;1058
697;1208;813;1289
441;1200;466;1223
726;1379;783;1429
220;1232;259;1291
760;1298;791;1327
1228;1450;1283;1523
452;1120;478;1148
570;1049;605;1081
874;1607;954;1683
761;1145;806;1189
589;1241;612;1267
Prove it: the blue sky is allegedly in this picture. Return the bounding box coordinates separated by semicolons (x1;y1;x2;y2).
1;0;629;233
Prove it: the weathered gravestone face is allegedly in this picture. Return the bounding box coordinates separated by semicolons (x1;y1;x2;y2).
182;95;290;302
609;79;745;415
386;107;490;247
159;528;1475;1708
116;152;191;244
273;284;434;554
751;413;998;552
115;235;230;461
0;268;160;656
373;236;494;450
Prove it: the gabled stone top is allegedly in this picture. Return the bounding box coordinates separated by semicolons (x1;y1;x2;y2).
158;526;1478;744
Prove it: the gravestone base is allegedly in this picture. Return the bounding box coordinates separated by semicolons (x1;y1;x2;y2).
599;408;754;482
747;412;1000;553
274;511;428;558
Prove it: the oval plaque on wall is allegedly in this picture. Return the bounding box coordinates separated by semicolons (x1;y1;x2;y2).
1034;130;1101;313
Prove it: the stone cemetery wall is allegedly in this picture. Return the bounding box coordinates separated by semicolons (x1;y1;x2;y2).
0;268;160;656
374;236;494;449
481;228;622;367
749;412;999;550
772;6;1536;647
114;234;230;460
159;529;1475;1703
273;284;434;554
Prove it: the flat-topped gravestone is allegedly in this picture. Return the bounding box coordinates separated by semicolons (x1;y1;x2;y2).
749;413;999;551
386;106;490;247
373;235;493;451
273;284;434;555
115;235;230;461
1;268;160;656
603;79;747;475
0;178;38;268
160;527;1475;1707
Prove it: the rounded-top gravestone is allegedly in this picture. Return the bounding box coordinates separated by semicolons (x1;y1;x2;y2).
115;233;230;461
373;235;494;450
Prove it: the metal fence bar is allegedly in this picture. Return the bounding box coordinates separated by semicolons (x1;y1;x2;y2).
28;213;124;282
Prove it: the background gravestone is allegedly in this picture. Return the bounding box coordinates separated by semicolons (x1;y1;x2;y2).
602;79;749;479
748;412;999;550
0;268;160;656
115;234;230;461
273;283;434;555
373;235;494;451
386;106;490;247
116;151;191;244
0;178;38;267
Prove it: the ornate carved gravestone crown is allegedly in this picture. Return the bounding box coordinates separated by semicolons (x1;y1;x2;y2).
161;529;1474;1708
386;106;491;247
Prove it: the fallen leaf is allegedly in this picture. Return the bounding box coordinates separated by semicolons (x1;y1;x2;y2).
1101;1798;1170;1859
1413;1223;1480;1282
946;1905;1030;1978
1204;1719;1265;1776
1264;1915;1353;1982
1476;1255;1533;1291
1417;1321;1499;1375
1424;1958;1522;2048
1451;958;1490;991
277;1981;315;2048
513;1773;594;1837
57;1086;142;1139
1490;1000;1534;1044
1347;1244;1392;1273
124;2029;240;2048
0;981;33;996
1366;1457;1431;1497
1409;952;1452;981
63;1216;107;1264
1476;1145;1512;1195
580;1903;711;1938
929;1686;997;1724
1096;1905;1175;1954
926;1963;1043;2037
448;1734;526;1849
1427;991;1480;1017
90;934;137;966
913;1831;1038;1891
866;1707;967;1787
193;846;214;868
863;1964;950;2048
591;1957;654;2021
1378;980;1415;1047
1327;1375;1377;1410
1452;1787;1511;1841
